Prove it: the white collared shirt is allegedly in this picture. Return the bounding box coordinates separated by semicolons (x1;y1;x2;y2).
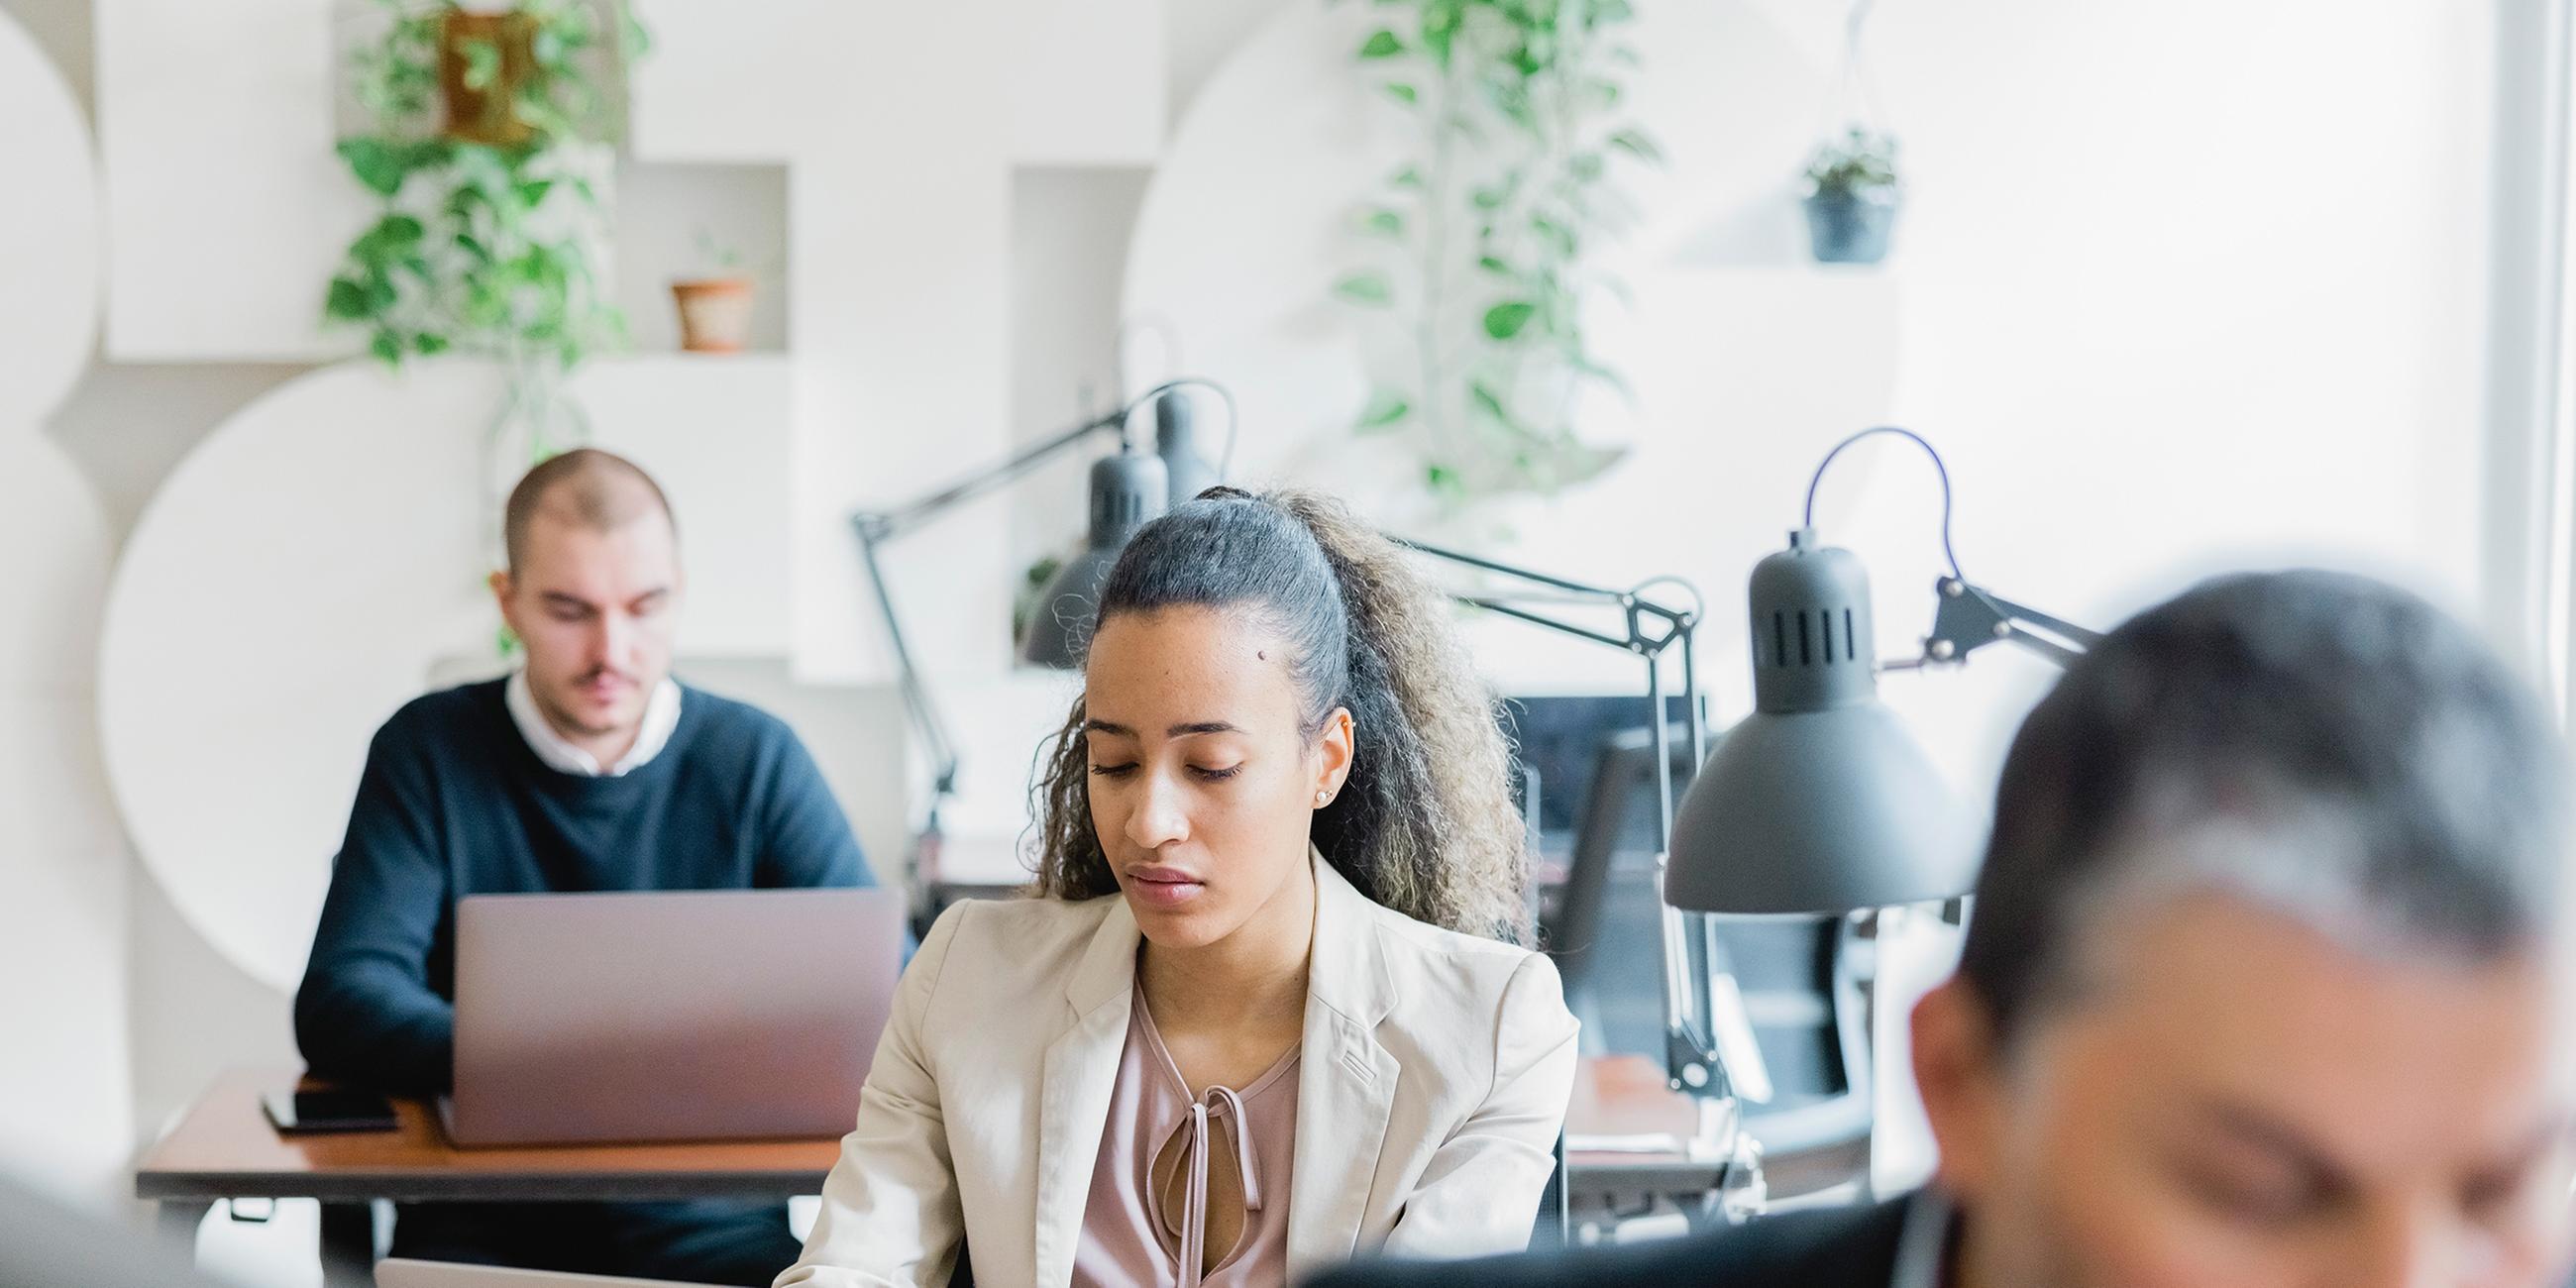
503;668;684;777
1888;1190;1954;1288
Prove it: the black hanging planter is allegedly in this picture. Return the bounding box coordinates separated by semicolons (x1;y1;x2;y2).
1801;124;1901;266
1803;185;1899;265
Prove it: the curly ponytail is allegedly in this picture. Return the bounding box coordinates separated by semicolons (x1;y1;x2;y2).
1029;486;1533;943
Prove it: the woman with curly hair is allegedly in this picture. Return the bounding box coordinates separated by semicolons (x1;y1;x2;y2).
778;487;1578;1288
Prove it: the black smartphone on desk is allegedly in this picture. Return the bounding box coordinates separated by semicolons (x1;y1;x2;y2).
262;1088;398;1135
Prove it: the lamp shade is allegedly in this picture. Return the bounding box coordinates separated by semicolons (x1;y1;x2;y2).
1020;448;1167;668
1665;529;1977;914
1154;389;1218;504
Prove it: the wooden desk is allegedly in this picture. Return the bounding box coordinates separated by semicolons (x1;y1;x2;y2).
137;1069;842;1277
1561;1054;1867;1229
1561;1054;1731;1229
140;1060;1823;1272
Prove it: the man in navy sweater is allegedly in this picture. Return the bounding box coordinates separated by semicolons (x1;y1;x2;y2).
295;449;877;1285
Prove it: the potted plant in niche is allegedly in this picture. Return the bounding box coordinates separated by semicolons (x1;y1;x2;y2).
671;227;757;353
324;0;647;529
1802;124;1900;265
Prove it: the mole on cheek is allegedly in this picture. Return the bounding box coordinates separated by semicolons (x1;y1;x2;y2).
1257;650;1268;661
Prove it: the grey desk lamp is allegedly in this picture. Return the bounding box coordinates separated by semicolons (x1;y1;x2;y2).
1403;541;1774;1220
850;378;1234;912
1021;382;1234;669
1667;427;2099;915
1019;451;1171;670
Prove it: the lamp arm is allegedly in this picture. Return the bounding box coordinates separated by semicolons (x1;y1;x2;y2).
851;378;1238;838
849;415;1123;826
1402;537;1639;599
855;411;1124;544
1400;538;1699;655
1453;598;1639;654
1798;427;2102;671
858;377;1238;545
1401;540;1771;1108
851;519;959;819
1923;577;2102;669
851;423;1113;909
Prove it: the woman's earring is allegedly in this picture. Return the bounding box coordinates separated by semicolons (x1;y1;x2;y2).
1315;790;1330;805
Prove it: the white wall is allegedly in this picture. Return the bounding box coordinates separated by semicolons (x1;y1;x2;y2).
1831;0;2499;795
0;0;128;1216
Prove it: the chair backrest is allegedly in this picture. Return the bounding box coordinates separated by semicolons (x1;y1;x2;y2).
1547;723;1691;1001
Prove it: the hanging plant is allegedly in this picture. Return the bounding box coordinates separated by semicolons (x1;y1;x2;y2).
324;0;649;372
1334;0;1660;509
1801;125;1900;265
1800;2;1900;265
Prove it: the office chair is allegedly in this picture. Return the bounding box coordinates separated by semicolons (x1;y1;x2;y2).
1546;723;1675;1008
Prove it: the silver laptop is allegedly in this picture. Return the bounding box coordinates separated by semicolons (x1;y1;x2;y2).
442;887;903;1147
377;1259;726;1288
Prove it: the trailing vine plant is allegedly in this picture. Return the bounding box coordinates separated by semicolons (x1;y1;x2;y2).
325;0;647;372
326;0;647;658
1335;0;1660;508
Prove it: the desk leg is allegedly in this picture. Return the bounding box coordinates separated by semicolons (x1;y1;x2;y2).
156;1199;214;1261
319;1201;376;1287
1681;1187;1739;1232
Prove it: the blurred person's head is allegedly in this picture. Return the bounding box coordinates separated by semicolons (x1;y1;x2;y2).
486;449;681;763
1912;570;2576;1288
1029;486;1532;957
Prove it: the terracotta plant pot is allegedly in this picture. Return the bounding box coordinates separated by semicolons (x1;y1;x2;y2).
671;277;757;353
439;10;537;147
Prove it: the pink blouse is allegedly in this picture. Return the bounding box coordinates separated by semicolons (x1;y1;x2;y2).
1073;980;1302;1287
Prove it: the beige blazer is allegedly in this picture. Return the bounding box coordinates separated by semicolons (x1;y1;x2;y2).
776;850;1580;1288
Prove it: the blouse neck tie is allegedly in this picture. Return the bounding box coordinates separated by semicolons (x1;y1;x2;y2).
1151;1083;1263;1286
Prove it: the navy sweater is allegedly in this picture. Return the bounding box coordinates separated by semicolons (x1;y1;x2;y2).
293;678;873;1097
